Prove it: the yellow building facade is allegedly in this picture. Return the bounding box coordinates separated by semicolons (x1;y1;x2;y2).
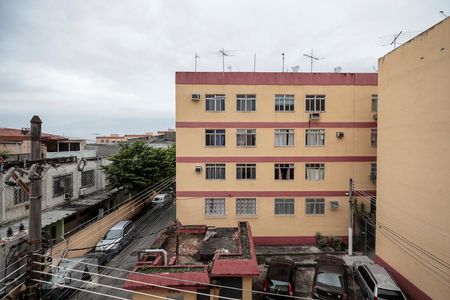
176;72;377;244
376;18;450;299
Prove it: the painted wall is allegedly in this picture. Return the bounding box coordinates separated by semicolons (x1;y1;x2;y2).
376;18;450;299
176;73;377;241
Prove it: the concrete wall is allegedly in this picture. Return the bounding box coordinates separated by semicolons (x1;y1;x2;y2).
176;75;377;242
376;18;450;299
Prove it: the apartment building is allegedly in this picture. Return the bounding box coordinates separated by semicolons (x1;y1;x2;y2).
176;72;377;244
376;18;450;299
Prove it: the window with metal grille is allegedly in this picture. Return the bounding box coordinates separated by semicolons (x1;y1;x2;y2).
274;198;295;215
370;163;377;183
305;163;325;180
205;164;226;179
236;164;256;180
305;129;325;146
236;94;256;111
236;129;256;147
236;198;256;216
371;94;378;112
274;163;295;180
305;198;325;215
305;95;325;112
371;129;377;147
275;129;295;146
205;198;225;216
53;174;73;197
275;94;295;111
205;94;225;111
81;170;95;187
13;186;29;205
205;129;226;146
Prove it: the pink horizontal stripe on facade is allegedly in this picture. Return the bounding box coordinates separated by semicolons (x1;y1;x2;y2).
176;156;376;163
176;121;377;128
253;236;348;246
176;190;376;197
175;72;378;85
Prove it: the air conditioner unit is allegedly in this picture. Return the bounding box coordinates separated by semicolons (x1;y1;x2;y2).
79;188;87;197
373;113;378;120
336;131;344;139
330;200;340;209
64;193;71;200
191;94;201;101
309;113;321;120
195;166;202;173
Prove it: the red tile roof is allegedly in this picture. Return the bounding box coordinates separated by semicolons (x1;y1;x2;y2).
0;128;67;141
176;72;377;85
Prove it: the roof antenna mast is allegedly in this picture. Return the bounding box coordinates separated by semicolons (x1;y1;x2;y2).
282;53;285;72
391;31;403;49
303;48;319;73
194;52;200;72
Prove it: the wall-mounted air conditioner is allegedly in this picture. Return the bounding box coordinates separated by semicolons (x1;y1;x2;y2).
195;166;202;173
191;94;201;101
336;132;344;139
330;200;340;209
64;193;71;201
309;113;321;120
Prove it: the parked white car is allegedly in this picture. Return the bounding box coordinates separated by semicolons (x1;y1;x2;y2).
95;220;134;253
152;193;169;205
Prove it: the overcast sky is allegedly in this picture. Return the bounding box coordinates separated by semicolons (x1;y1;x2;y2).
0;0;448;141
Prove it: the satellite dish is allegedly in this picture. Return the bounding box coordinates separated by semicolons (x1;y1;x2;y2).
334;66;342;73
292;65;300;73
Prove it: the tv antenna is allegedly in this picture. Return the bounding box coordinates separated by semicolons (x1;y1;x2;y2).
194;52;200;72
303;48;320;72
440;10;447;18
218;48;235;72
291;65;300;73
253;53;256;72
282;53;285;72
390;31;403;49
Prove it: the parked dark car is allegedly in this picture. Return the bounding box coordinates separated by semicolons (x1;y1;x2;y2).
262;258;296;299
353;263;406;300
313;256;349;300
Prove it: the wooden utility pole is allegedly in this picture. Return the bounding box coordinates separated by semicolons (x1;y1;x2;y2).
27;115;42;299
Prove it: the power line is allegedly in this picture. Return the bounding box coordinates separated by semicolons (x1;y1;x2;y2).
1;274;26;299
0;255;28;275
0;264;26;283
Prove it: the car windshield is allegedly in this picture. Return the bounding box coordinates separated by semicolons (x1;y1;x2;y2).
317;272;343;288
269;279;289;292
104;229;122;240
378;289;405;300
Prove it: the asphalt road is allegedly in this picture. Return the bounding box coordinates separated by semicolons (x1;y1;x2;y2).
70;199;176;300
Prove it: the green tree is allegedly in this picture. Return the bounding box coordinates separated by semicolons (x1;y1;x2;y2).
101;141;175;194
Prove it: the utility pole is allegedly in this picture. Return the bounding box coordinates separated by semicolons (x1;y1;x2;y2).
348;178;354;256
27;115;42;299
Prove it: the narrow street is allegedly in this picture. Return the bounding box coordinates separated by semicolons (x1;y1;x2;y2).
70;199;176;300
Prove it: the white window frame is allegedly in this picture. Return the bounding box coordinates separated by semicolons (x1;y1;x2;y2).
236;164;256;180
305;129;325;146
274;163;295;180
236;129;256;147
305;95;325;112
236;198;257;216
205;164;226;180
236;94;256;112
275;94;295;112
305;198;325;215
205;198;226;217
274;198;295;215
205;94;225;112
275;129;295;146
305;163;325;180
205;129;226;147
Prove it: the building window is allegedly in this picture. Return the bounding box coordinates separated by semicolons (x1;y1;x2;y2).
236;129;256;147
53;174;73;197
205;94;225;111
236;164;256;180
305;198;325;215
274;163;295;180
205;198;225;216
305;95;325;112
370;163;377;183
371;129;377;147
305;163;325;180
236;94;256;111
205;129;226;147
275;129;295;146
275;94;295;111
81;170;95;187
371;94;378;112
274;198;295;215
205;164;226;180
236;198;256;216
305;129;325;146
13;186;29;205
